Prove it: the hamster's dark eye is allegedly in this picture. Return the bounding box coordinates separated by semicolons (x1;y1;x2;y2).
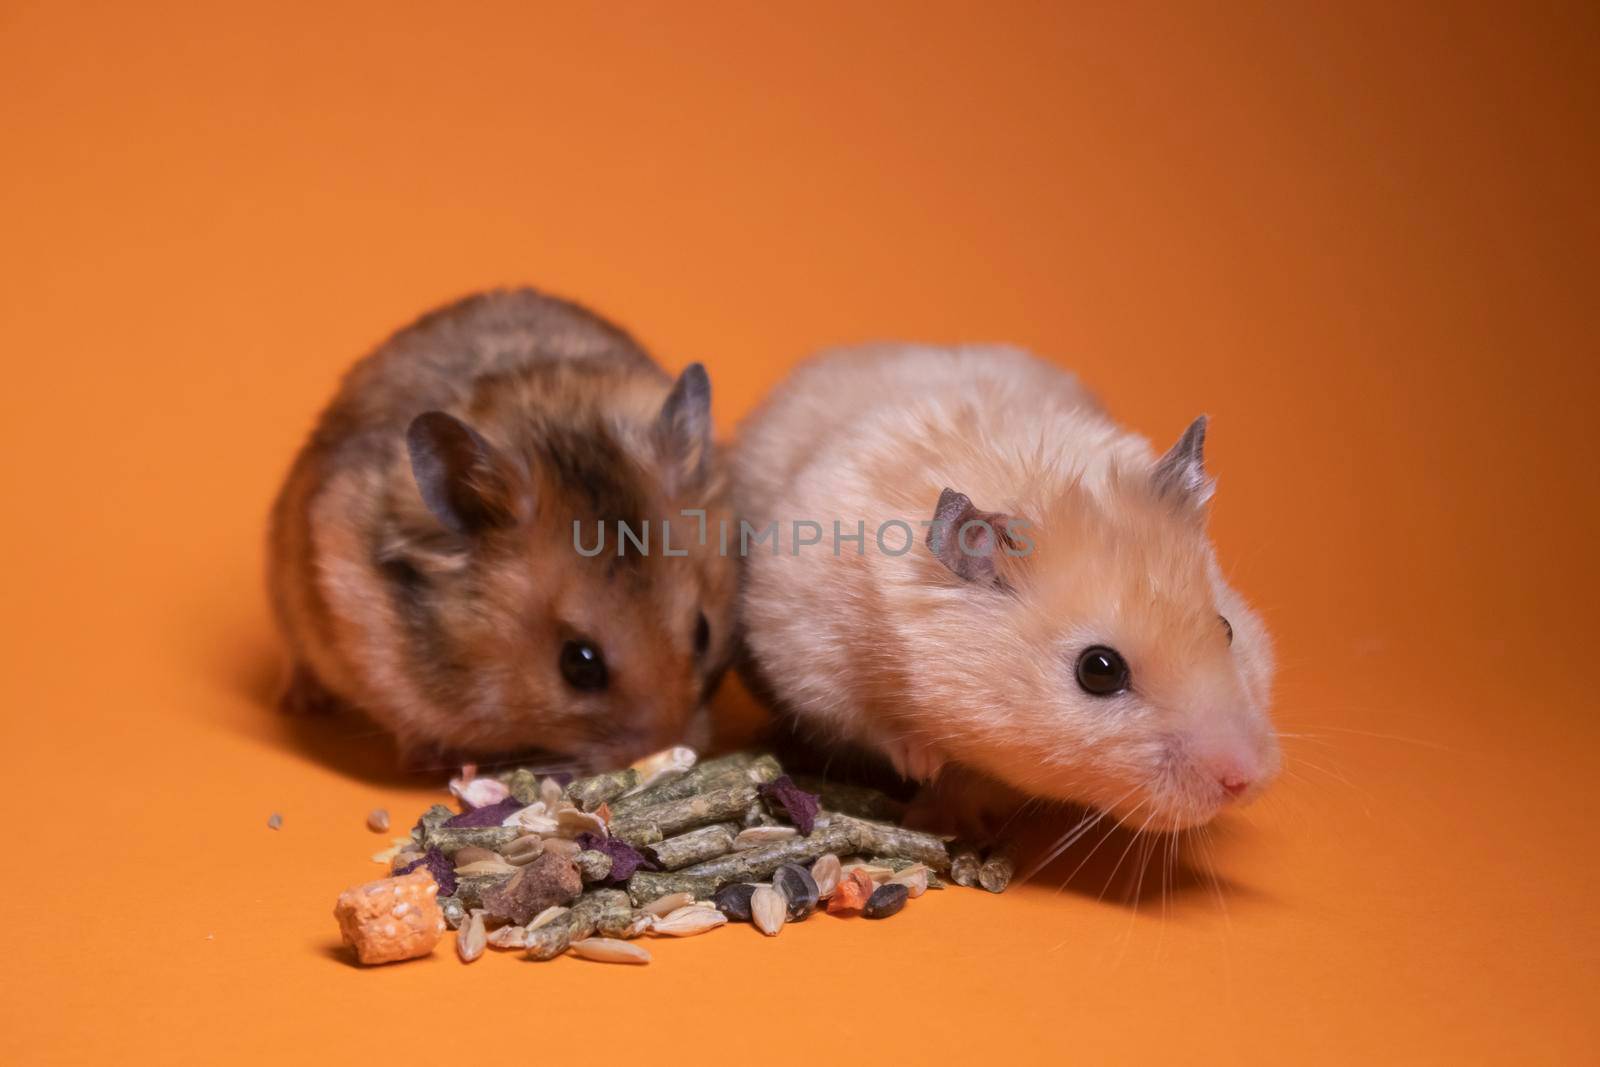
1219;615;1234;645
694;612;710;657
558;640;608;692
1075;646;1130;696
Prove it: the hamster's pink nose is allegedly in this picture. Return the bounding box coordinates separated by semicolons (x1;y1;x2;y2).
1220;776;1250;798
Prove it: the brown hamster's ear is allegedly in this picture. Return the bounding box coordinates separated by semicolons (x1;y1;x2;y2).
405;412;523;535
1152;415;1215;511
654;363;712;494
925;487;1027;586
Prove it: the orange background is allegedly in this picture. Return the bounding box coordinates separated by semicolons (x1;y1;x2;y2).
2;2;1596;1062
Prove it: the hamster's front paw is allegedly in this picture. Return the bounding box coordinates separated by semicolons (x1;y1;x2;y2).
883;736;947;784
903;764;1028;842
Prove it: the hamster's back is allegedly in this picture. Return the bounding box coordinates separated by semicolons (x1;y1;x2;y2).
320;289;661;443
734;343;1100;529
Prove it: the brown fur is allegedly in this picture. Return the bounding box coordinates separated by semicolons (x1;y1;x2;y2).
268;289;737;768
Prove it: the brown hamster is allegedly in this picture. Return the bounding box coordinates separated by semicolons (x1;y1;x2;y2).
268;289;737;770
734;344;1278;835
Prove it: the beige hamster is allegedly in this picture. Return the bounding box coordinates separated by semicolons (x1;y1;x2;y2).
269;289;737;770
734;343;1278;833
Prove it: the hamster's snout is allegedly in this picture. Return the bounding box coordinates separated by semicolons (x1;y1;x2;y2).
1191;730;1279;806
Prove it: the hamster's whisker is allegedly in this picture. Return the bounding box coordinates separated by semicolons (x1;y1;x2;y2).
1101;806;1157;909
1026;782;1145;882
1196;826;1233;933
1055;795;1150;899
1282;722;1457;752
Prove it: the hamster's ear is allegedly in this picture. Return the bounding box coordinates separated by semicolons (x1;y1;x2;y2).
405;412;523;535
654;363;712;494
925;488;1027;586
1152;415;1215;510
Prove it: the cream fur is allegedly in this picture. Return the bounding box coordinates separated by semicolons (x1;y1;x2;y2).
734;344;1278;831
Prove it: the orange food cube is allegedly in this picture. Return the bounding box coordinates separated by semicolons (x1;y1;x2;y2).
333;869;446;964
827;868;878;914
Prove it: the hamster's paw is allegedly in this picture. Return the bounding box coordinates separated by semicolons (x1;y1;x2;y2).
903;765;1028;841
279;664;346;716
883;736;947;784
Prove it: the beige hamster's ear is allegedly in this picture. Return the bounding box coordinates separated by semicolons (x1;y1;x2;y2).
654;362;712;494
405;411;523;535
1152;415;1215;510
925;488;1027;586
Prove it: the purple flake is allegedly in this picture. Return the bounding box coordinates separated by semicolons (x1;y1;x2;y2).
760;775;821;835
395;846;457;897
444;796;525;828
575;832;657;884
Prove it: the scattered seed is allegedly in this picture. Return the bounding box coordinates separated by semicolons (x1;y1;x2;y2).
626;745;697;795
652;906;728;937
713;883;758;923
772;863;820;921
527;905;569;930
888;864;930;898
485;924;528;949
839;862;894;884
503;835;546;866
267;812;283;830
569;937;651;964
452;846;500;866
450;776;511;810
863;883;909;919
751;886;786;936
641;892;697;917
457;911;487;961
734;825;799;849
367;808;391;833
811;854;843;898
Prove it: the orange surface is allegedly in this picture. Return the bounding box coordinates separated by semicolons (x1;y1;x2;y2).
2;2;1597;1063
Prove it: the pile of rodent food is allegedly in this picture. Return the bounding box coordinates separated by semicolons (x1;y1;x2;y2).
332;748;1015;965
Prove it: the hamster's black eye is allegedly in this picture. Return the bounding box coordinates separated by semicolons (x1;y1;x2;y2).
1076;646;1130;696
694;612;710;657
558;640;608;692
1219;615;1234;645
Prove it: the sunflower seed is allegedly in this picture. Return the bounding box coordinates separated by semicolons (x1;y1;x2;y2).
641;892;697;917
557;808;608;838
864;883;909;918
713;883;758;922
527;905;569;930
569;937;651;964
367;808;391;833
457;911;487;962
454;857;520;877
503;835;546;865
626;745;697;795
652;906;728;937
840;862;895;884
751;886;786;936
888;863;930;897
735;825;798;849
772;863;820;921
810;853;843;897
